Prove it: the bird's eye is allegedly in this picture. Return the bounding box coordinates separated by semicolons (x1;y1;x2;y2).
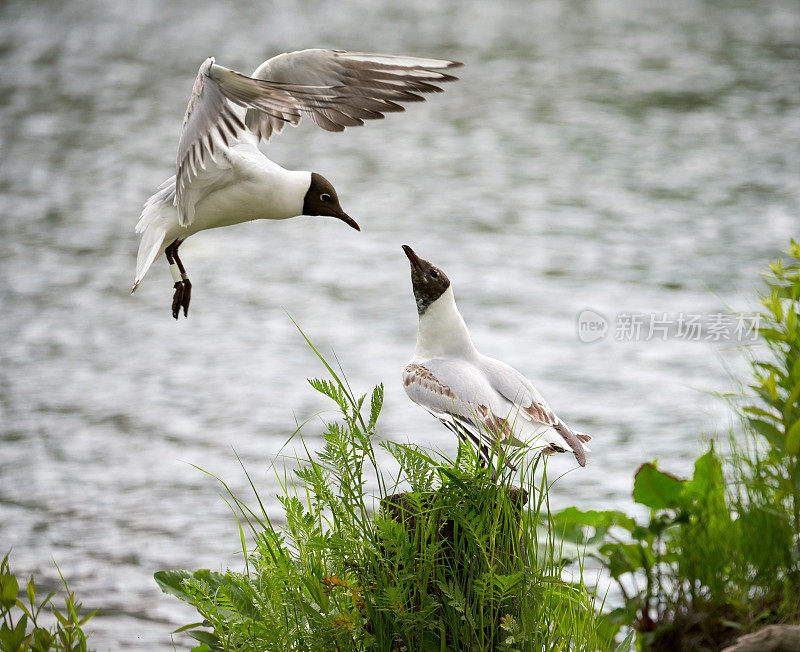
430;269;439;279
320;193;332;202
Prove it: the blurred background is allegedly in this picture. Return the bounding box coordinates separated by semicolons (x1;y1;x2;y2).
0;0;798;648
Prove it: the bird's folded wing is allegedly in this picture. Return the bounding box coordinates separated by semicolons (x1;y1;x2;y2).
480;358;587;466
402;360;514;446
245;49;463;141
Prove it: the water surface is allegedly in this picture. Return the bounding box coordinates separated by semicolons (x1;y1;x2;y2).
1;0;798;648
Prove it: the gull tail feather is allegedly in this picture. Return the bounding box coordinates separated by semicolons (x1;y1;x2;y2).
136;176;176;233
132;223;167;294
132;176;177;293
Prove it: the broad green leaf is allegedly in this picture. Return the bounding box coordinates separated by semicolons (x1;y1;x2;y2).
742;405;780;422
598;542;651;579
553;507;636;532
684;448;723;500
26;577;35;606
786;420;800;455
748;418;785;450
1;573;18;608
190;644;212;652
189;630;221;648
0;615;28;651
633;463;686;509
173;622;206;634
13;613;27;638
614;628;636;651
154;570;195;603
0;622;13;647
32;627;53;649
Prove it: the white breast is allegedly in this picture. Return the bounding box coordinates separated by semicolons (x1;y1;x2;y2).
182;142;310;236
413;287;478;361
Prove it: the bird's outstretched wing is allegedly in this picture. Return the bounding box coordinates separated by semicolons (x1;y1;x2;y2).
176;57;305;225
175;51;461;226
245;49;462;140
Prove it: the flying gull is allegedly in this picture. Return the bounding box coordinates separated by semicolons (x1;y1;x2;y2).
132;50;462;318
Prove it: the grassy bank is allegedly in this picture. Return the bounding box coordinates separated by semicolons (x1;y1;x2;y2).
552;240;800;649
156;337;616;651
157;241;800;651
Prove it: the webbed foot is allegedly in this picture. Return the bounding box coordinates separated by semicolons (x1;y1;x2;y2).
171;279;191;319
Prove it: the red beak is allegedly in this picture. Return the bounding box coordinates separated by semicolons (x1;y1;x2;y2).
402;245;424;270
335;211;360;231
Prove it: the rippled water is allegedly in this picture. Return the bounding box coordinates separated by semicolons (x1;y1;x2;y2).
1;0;798;648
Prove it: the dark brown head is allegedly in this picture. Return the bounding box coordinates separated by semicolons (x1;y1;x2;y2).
402;245;451;315
302;172;360;231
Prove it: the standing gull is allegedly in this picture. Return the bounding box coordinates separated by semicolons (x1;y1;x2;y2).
132;50;462;319
401;245;592;469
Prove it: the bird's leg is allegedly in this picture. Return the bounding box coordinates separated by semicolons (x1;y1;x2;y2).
172;240;191;318
478;443;498;481
165;241;188;320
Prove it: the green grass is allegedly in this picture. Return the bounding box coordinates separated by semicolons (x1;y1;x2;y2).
155;239;800;650
551;239;800;649
155;332;617;651
0;551;97;652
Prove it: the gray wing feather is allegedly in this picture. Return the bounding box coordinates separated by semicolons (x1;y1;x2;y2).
479;357;540;408
403;359;513;440
245;49;462;141
403;360;518;468
479;357;588;467
403;358;499;415
174;51;461;226
175;57;309;226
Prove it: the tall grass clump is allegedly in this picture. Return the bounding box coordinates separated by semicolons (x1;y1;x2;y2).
552;240;800;650
739;239;800;544
156;335;616;651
